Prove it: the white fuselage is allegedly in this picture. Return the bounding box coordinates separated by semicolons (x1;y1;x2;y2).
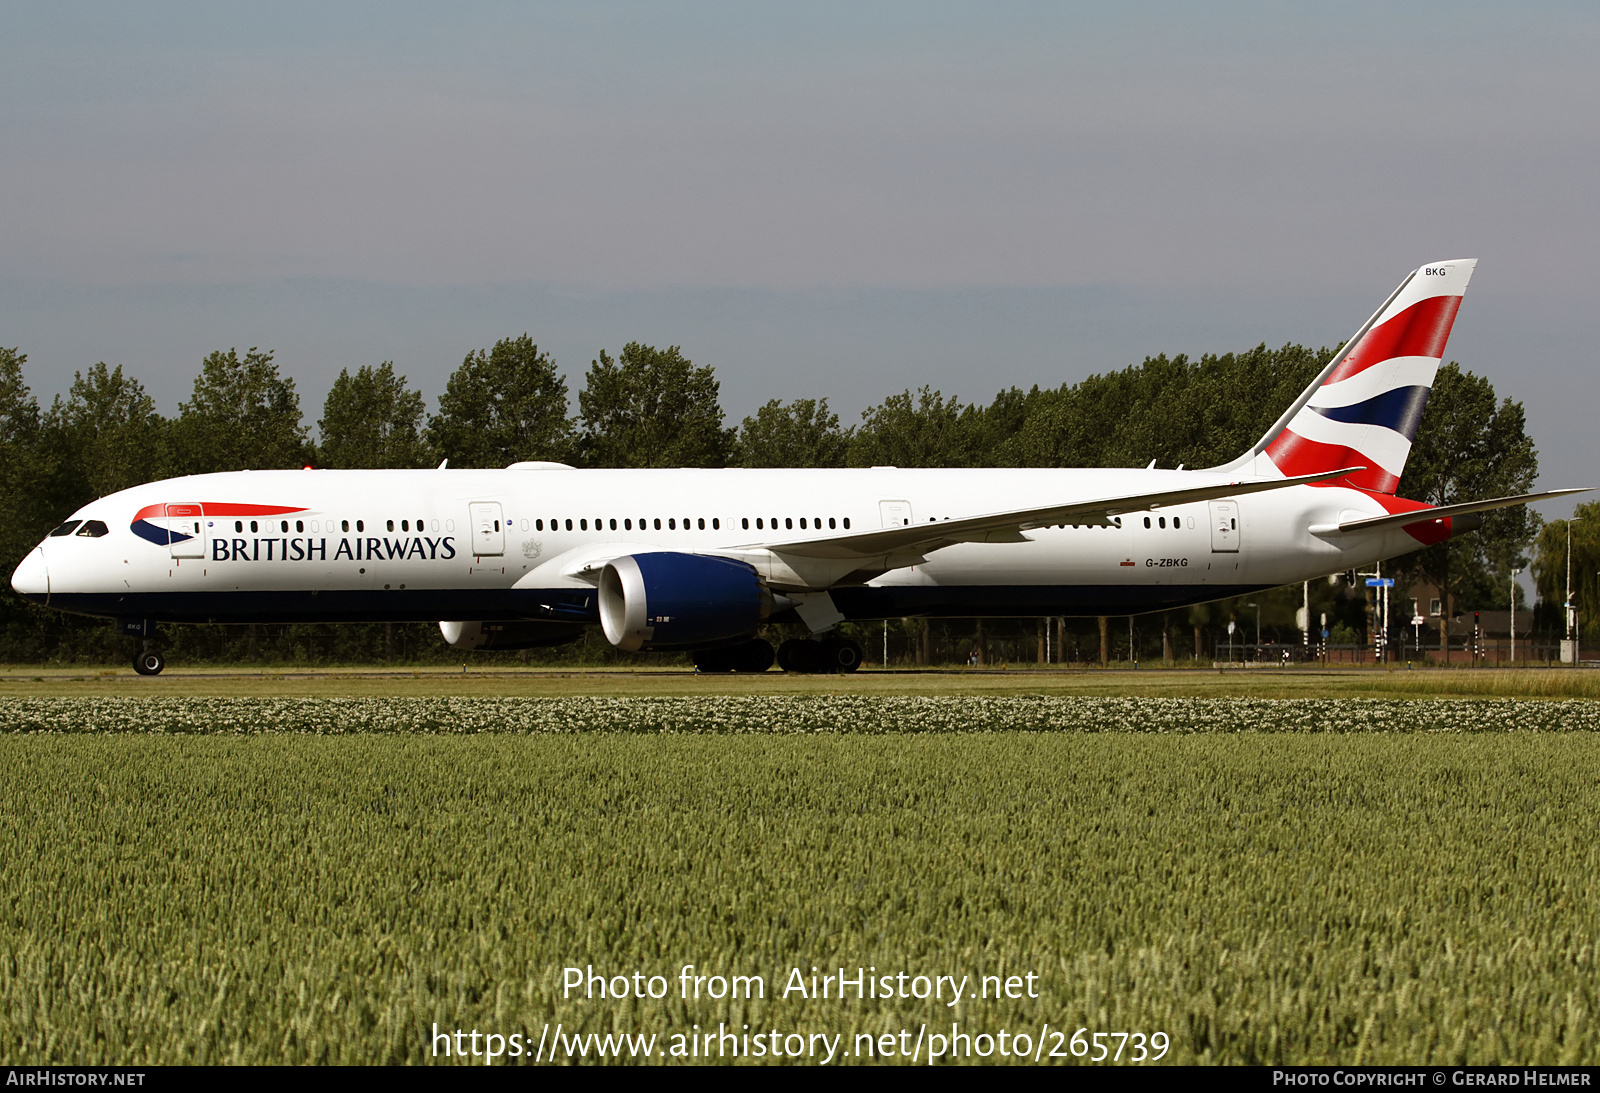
16;465;1421;628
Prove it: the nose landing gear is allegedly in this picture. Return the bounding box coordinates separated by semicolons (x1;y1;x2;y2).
122;619;165;675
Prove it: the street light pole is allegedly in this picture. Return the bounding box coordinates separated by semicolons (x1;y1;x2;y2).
1563;516;1585;665
1511;567;1521;665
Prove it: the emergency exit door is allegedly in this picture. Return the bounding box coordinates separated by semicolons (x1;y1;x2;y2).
879;500;913;527
1209;500;1239;552
470;502;505;556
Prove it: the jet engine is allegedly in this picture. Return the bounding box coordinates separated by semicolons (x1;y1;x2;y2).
438;619;585;650
598;552;772;651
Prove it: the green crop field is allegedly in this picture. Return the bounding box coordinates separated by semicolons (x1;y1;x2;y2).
1;694;1596;1065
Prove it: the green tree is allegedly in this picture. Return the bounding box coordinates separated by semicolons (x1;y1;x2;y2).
847;387;973;468
0;347;49;562
577;343;733;468
43;363;168;505
1396;364;1540;621
425;336;572;468
172;348;308;474
737;398;849;467
317;361;429;469
1005;344;1325;469
1531;502;1600;643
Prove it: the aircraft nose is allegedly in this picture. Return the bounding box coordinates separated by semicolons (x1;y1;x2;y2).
11;547;48;600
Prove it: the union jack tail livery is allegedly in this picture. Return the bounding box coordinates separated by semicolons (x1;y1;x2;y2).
1218;259;1476;494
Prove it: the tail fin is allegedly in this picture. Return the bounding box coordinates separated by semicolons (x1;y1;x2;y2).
1215;259;1476;494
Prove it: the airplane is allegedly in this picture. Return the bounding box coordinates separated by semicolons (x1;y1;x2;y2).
10;258;1586;675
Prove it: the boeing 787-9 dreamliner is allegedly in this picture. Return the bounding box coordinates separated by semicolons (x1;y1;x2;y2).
12;259;1584;674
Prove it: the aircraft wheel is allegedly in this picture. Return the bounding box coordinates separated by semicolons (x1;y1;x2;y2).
735;638;775;673
823;637;864;673
692;647;736;673
777;638;824;673
133;651;165;676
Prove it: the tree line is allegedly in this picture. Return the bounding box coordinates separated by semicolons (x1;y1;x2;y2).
0;334;1548;664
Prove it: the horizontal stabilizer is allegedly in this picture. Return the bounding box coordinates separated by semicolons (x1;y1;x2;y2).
759;466;1366;561
1328;488;1592;535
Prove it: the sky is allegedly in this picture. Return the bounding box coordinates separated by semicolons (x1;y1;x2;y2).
2;2;1596;536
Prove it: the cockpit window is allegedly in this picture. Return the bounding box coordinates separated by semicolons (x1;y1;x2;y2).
49;521;82;537
75;520;110;538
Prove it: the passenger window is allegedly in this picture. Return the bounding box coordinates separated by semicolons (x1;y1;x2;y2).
608;518;615;530
785;517;793;530
742;518;749;530
76;520;110;537
800;517;807;530
236;521;244;532
712;518;720;530
387;520;395;532
668;518;676;530
356;520;364;532
697;518;705;530
536;519;543;531
843;517;850;529
623;518;631;531
756;518;763;529
250;520;258;533
653;518;661;530
50;521;82;537
580;519;588;531
829;517;836;529
1143;517;1151;528
296;520;304;533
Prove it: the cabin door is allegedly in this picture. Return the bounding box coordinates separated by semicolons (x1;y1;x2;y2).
470;502;505;557
1209;500;1240;552
165;503;206;559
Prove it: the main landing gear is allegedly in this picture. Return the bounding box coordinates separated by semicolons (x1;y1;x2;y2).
690;636;863;674
691;638;777;674
133;649;166;676
776;636;863;674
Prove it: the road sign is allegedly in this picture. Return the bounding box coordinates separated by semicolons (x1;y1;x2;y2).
1365;578;1394;587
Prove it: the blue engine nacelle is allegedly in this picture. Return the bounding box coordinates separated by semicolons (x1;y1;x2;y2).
598;552;772;651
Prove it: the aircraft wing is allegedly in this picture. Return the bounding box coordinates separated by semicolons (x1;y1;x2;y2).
750;467;1367;561
1327;488;1592;535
